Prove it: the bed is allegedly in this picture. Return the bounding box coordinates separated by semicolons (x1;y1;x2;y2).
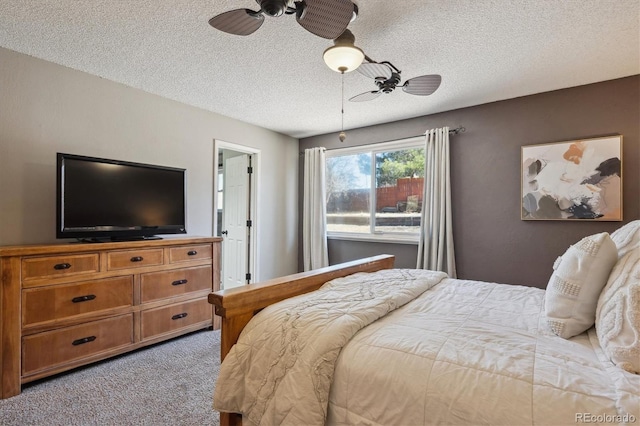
208;221;639;426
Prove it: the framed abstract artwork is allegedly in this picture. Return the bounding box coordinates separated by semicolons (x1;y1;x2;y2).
521;135;622;221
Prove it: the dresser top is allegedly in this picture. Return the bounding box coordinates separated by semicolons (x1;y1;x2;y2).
0;236;221;257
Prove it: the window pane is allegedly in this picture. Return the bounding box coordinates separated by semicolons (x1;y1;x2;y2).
374;148;425;234
326;153;371;233
217;172;224;191
217;172;223;210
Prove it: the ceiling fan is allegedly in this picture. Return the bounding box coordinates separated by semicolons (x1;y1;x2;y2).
349;59;442;102
208;0;357;40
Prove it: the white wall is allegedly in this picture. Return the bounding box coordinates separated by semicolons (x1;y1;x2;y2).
0;47;298;280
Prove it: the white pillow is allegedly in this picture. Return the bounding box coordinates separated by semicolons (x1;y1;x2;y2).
596;220;640;374
610;220;639;258
545;232;618;339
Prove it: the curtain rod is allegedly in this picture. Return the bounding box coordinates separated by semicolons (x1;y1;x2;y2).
300;126;466;154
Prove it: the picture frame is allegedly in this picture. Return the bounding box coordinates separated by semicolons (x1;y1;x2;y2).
521;135;622;221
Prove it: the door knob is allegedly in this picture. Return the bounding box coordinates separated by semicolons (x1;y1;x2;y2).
221;230;228;235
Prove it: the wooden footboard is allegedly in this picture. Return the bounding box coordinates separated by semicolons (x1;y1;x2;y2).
208;254;395;426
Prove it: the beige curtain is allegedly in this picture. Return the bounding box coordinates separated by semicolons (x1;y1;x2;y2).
303;147;329;271
417;127;457;277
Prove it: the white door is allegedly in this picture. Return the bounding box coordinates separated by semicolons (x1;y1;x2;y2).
221;154;250;289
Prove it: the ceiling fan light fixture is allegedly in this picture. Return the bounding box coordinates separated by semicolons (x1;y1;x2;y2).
323;46;364;73
323;29;364;73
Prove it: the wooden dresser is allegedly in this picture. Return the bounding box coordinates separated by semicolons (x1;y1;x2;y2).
0;236;221;398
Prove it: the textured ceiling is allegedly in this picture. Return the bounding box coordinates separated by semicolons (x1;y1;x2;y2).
0;1;638;139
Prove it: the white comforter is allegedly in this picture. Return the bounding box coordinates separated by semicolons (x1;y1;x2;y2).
214;271;640;426
214;269;447;425
329;278;639;425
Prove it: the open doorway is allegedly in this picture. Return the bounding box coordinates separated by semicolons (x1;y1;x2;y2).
213;140;260;290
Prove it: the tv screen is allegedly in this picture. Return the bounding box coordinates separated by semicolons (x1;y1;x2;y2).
57;153;187;241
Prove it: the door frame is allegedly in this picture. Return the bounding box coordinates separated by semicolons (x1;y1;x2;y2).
213;140;260;283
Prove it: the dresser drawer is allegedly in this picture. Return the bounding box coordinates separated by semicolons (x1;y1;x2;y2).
107;248;163;270
140;266;212;303
22;314;133;375
22;254;99;281
22;276;134;327
140;298;211;340
168;244;212;263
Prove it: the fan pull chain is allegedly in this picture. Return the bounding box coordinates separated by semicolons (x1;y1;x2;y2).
339;70;346;142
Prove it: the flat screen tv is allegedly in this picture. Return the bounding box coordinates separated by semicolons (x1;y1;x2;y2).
57;153;187;241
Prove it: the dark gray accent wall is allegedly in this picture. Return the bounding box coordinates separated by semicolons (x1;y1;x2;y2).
327;239;419;269
299;76;640;289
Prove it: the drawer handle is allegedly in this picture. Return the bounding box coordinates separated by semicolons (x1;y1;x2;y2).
54;263;72;270
171;313;188;320
130;256;144;262
187;250;197;256
72;336;96;346
172;279;188;286
72;294;97;303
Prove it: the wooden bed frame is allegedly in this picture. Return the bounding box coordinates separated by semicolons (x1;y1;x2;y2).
207;254;395;426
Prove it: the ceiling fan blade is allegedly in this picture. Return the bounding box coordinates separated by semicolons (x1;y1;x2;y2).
208;9;265;36
296;0;354;39
356;62;393;80
402;74;442;96
349;91;382;102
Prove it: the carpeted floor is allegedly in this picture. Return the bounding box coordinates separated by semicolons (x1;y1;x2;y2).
0;329;221;426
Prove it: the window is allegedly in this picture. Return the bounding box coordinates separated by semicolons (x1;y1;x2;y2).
325;137;425;242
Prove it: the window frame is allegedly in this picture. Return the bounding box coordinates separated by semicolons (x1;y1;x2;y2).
325;136;425;244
